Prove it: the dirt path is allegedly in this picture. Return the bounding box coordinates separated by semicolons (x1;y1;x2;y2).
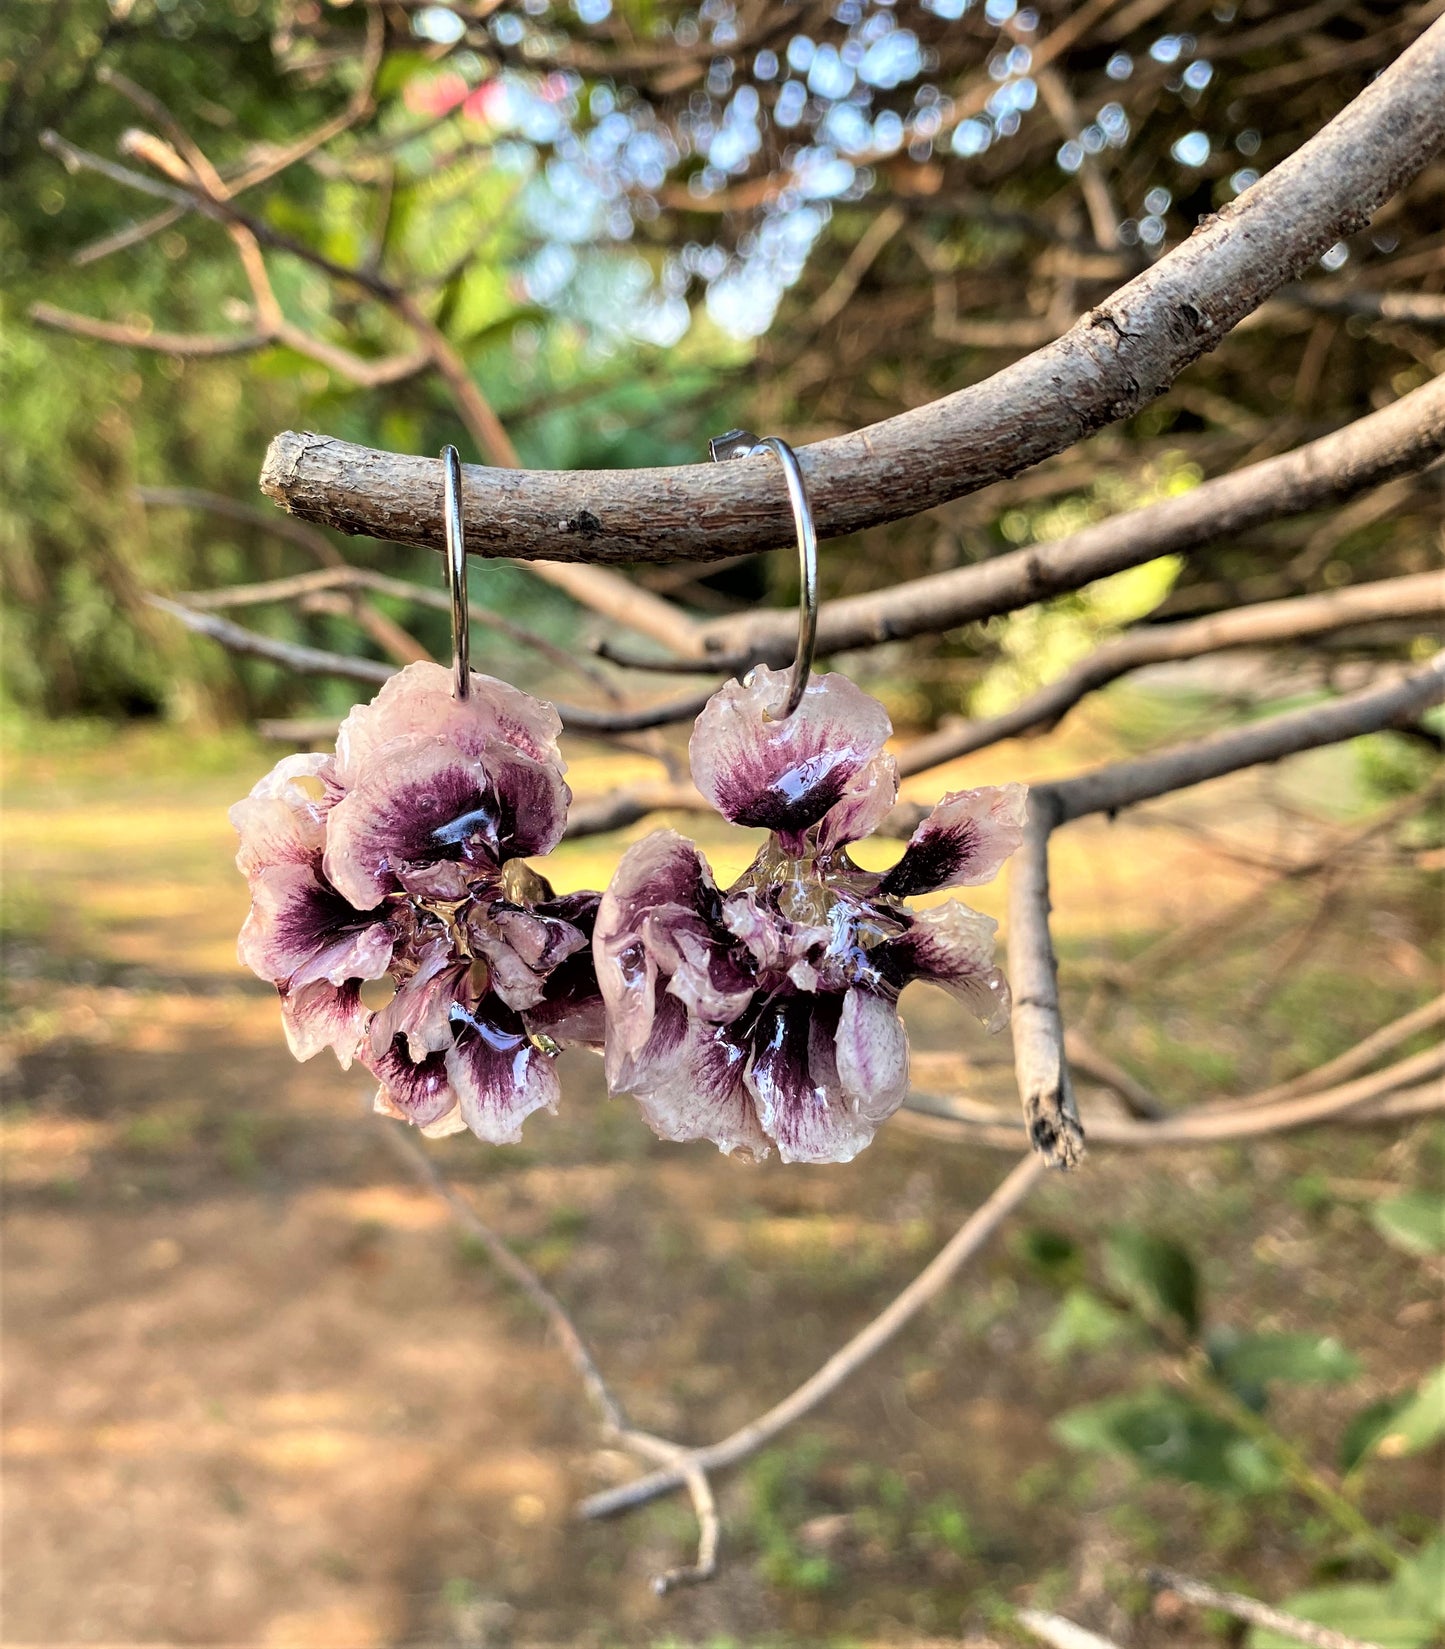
3;723;1438;1647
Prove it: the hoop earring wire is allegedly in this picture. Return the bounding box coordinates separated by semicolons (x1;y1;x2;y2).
709;429;818;721
440;444;470;701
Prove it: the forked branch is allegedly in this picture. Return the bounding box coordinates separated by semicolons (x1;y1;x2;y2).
1005;652;1445;1163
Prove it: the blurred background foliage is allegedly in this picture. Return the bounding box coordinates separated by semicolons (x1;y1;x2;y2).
2;0;1440;730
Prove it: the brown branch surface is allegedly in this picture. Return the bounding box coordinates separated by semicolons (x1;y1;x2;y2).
1007;794;1085;1168
257;21;1445;565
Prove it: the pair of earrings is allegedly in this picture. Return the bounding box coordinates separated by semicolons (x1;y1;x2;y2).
233;438;1027;1165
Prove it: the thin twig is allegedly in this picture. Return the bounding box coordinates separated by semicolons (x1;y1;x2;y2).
376;1120;626;1433
147;596;721;733
137;485;431;668
40;109;699;656
1007;794;1085;1168
178;563;623;699
577;1154;1047;1521
1146;1569;1388;1649
904;1047;1445;1149
1230;990;1445;1108
1018;1610;1124;1649
375;1119;718;1588
898;572;1445;774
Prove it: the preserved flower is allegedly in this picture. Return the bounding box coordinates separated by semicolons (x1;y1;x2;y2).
595;667;1027;1164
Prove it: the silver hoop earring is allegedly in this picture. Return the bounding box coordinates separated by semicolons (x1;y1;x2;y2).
709;428;818;720
440;443;471;701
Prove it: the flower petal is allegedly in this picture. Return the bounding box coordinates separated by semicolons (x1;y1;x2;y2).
230;752;333;878
239;862;393;987
366;1036;459;1129
334;660;563;785
611;992;765;1159
650;909;756;1025
446;996;559;1144
594;830;717;1062
368;940;464;1063
323;735;569;910
523;891;605;1047
281;978;370;1067
815;750;900;854
689;667;893;844
835;988;910;1122
525;945;606;1049
878;783;1029;899
876;901;1011;1032
746;992;881;1164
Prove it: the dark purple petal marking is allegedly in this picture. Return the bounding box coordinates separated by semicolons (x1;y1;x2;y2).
613;993;765;1159
535;889;600;935
878;784;1029;899
365;1035;458;1129
446;996;559;1144
814;750;900;854
690;667;893;842
280;978;370;1067
747;991;882;1165
239;862;393;988
526;944;605;1049
324;737;569;909
875;901;1011;1032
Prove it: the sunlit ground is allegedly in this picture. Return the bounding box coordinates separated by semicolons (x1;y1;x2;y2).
2;695;1440;1648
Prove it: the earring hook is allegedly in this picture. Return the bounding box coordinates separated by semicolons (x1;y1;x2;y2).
440;444;470;701
708;428;818;720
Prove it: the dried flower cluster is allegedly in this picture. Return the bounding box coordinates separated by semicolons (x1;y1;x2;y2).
236;662;1025;1164
233;662;602;1141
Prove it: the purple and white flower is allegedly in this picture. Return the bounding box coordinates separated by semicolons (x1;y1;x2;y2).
595;666;1027;1165
232;662;602;1142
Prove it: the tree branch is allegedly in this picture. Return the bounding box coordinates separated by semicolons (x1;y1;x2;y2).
1007;793;1085;1168
1147;1569;1389;1649
39;106;698;656
576;1153;1046;1521
1047;652;1445;826
376;1118;718;1591
899;570;1445;774
705;374;1445;667
905;1046;1445;1150
178;563;624;698
257;20;1445;565
998;652;1444;1162
146;596;721;734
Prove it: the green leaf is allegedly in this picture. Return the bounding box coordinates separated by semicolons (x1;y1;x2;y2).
1210;1330;1361;1390
1391;1535;1445;1625
375;50;437;99
1053;1388;1277;1493
1249;1585;1435;1649
1042;1289;1132;1361
1103;1227;1201;1335
1017;1226;1081;1281
1373;1365;1445;1459
1340;1395;1410;1474
1370;1191;1445;1256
